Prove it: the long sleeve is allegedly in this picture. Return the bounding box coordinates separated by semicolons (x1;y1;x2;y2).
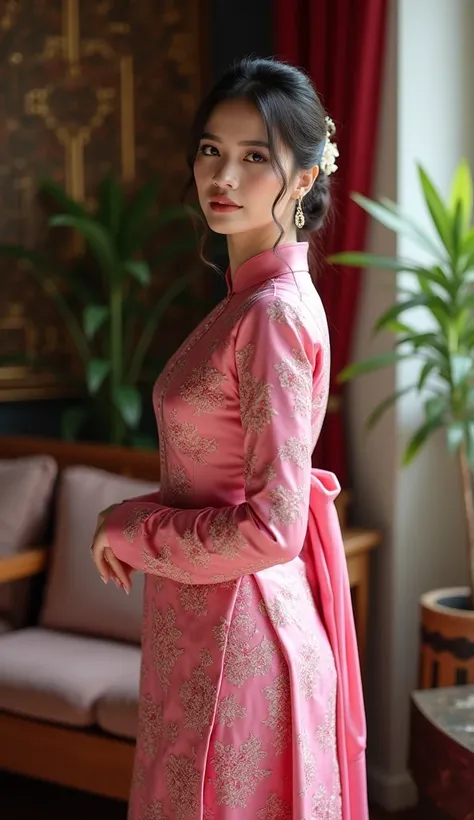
106;294;323;584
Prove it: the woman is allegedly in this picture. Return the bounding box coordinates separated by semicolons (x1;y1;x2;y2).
91;57;367;820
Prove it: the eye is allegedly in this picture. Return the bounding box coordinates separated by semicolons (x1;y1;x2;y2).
245;151;267;163
198;144;219;156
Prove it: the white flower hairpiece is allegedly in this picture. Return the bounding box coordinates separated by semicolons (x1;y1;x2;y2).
320;116;339;176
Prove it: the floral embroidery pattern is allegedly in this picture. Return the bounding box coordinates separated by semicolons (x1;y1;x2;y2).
236;343;278;434
216;693;247;727
267;297;304;329
316;690;337;752
164;753;200;820
297;728;316;794
211;734;272;808
209;509;247;558
244;447;258;488
180;653;218;737
213;616;229;651
274;348;312;418
269;484;307;525
167;465;192;504
143;544;193;585
139;695;164;757
309;783;342;819
264;581;303;628
123;507;153;543
234;576;252;611
141;800;169;820
299;638;322;700
168;409;218;463
180;360;227;415
257;792;292;820
133;758;147;790
179;584;210;616
177;529;210;568
244;446;277;491
166;722;179;745
224;612;277;686
150;604;183;691
262;673;291;755
278;436;311;469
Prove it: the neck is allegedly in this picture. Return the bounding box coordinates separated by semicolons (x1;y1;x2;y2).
227;224;298;283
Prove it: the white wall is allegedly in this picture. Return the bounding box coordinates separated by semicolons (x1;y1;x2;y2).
348;0;474;810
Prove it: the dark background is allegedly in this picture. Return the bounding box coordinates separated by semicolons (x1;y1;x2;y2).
0;0;273;440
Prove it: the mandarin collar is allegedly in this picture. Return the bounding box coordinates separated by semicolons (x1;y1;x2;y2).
225;242;309;295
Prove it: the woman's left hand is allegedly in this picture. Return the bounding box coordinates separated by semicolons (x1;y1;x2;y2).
90;505;133;593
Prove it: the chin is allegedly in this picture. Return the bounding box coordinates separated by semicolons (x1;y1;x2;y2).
205;214;246;235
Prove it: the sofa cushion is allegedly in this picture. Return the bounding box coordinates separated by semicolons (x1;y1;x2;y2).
40;466;159;644
95;657;141;740
0;627;141;728
0;455;58;621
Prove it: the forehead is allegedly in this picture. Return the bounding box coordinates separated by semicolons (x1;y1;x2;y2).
204;98;267;140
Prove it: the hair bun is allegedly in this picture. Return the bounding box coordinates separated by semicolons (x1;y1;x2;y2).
301;174;331;234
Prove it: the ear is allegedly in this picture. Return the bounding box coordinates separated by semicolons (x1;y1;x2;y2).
293;165;320;199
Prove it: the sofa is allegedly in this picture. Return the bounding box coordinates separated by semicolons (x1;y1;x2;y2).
0;434;379;801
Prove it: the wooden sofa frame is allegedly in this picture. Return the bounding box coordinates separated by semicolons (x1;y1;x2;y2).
0;434;380;800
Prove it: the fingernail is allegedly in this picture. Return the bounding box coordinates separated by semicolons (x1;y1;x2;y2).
114;578;121;589
101;576;107;584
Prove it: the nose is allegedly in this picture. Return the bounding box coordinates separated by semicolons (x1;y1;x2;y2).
212;160;238;189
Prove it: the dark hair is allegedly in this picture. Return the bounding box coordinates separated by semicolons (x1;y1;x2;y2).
184;56;332;256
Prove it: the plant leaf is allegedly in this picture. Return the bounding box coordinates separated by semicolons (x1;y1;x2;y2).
403;416;444;465
154;204;193;230
61;404;88;441
113;385;142;428
149;234;198;265
450;353;473;387
338;350;409;382
49;215;118;280
449;159;473;232
40;178;90;219
354;194;443;258
128;432;157;450
123;259;151;286
424;394;448;421
447;421;465;453
417;165;453;255
0;244;47;266
97;175;124;239
374;295;429;333
83;305;109;340
87;359;111;394
118;179;160;257
127;270;198;384
418;359;439;390
366;385;417;428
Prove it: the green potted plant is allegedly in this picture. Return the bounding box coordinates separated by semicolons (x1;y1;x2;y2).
0;175;203;447
330;159;474;686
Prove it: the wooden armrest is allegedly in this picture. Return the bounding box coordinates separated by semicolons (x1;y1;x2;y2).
342;528;382;558
0;549;48;584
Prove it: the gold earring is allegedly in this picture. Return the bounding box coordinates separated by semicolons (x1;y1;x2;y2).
295;196;305;229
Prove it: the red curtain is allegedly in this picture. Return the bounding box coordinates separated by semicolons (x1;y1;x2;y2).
276;0;388;486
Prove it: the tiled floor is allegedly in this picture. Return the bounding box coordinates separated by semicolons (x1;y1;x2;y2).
0;771;423;820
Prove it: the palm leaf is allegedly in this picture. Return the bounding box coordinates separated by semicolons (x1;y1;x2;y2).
418;165;453;255
40;178;90;219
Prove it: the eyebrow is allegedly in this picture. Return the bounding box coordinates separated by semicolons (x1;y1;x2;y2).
201;131;269;148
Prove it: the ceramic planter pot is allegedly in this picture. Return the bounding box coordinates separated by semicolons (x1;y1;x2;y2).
419;587;474;688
